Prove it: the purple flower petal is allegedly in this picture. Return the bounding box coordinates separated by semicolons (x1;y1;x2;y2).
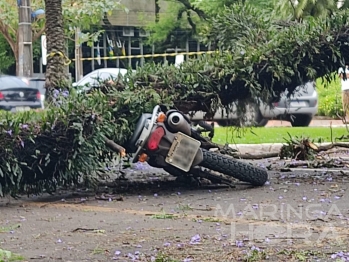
177;243;184;249
251;245;261;252
114;250;121;256
189;234;201;244
235;240;244;247
62;90;69;97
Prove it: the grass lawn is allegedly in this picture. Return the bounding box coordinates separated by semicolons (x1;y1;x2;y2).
211;126;349;144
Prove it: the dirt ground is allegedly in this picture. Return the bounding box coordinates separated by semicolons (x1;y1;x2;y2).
1;156;349;262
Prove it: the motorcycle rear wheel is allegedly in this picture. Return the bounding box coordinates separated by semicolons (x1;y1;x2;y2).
200;149;268;186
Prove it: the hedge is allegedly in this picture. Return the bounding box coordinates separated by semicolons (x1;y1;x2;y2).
316;77;344;118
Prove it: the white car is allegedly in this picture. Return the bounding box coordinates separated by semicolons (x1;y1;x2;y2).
72;68;135;93
189;82;318;127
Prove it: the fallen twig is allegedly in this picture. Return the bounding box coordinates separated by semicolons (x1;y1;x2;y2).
72;228;99;232
104;137;126;157
269;236;306;240
95;194;123;201
233;152;279;159
317;142;349;152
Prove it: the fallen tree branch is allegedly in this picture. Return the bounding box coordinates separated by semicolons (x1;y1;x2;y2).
317;142;349;152
95;194;123;201
233;152;279;159
104;138;126;157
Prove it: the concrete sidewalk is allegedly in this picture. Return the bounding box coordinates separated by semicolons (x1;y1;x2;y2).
211;118;347;128
229;142;349;154
266;119;346;127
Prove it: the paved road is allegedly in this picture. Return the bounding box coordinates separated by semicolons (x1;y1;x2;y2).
1;166;348;261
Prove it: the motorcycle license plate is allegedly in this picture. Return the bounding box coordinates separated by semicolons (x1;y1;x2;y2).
165;132;201;172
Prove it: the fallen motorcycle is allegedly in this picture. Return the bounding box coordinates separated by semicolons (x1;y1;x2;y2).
126;105;268;187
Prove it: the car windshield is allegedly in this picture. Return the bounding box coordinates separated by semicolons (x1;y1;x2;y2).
0;76;29;89
77;73;98;87
76;69;132;87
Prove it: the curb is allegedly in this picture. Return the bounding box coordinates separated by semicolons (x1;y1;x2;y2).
229;142;349;155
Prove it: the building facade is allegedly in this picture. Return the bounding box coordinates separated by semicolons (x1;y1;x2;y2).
82;0;211;74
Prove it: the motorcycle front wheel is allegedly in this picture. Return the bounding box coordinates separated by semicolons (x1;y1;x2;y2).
199;149;268;186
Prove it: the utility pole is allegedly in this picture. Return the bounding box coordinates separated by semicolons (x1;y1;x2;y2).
75;27;83;81
18;0;33;77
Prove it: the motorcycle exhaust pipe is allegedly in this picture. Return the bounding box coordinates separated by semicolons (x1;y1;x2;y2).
167;112;191;135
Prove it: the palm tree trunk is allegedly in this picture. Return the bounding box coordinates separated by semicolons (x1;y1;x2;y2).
155;0;160;23
44;0;69;98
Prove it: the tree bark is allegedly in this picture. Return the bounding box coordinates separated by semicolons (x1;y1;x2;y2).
44;0;69;98
155;0;160;23
14;47;19;76
0;20;44;76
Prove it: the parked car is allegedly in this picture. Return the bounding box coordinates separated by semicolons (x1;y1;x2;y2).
0;75;43;112
21;77;46;108
72;68;135;93
189;81;318;127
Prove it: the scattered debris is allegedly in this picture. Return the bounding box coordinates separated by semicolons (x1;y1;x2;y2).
95;194;123;201
72;228;106;233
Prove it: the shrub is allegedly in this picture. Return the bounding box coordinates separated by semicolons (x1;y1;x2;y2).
0;91;118;196
0;81;170;197
316;76;343;118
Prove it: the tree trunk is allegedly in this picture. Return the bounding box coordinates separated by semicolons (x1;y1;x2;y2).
44;0;69;99
155;0;160;23
14;46;19;76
